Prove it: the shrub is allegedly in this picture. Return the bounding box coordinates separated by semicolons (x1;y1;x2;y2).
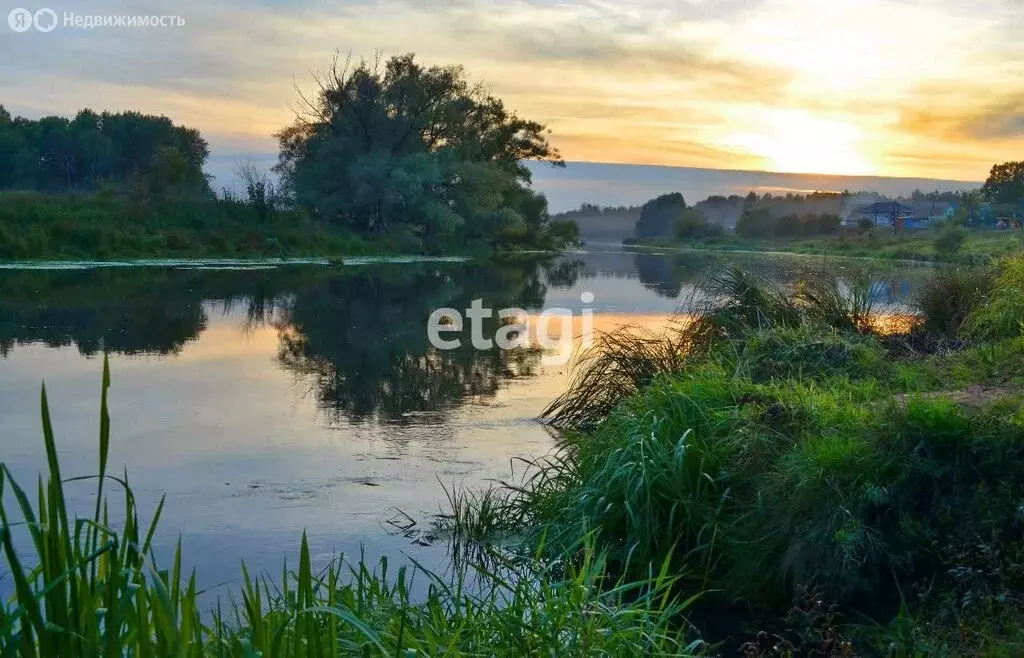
634;192;687;240
674;207;722;239
807;213;842;236
966;255;1024;339
934;225;969;256
737;326;886;382
774;214;803;237
915;267;994;335
534;373;1024;616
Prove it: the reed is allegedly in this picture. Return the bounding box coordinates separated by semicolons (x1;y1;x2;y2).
0;357;701;657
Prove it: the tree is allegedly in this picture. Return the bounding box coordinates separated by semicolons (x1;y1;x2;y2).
736;208;776;238
804;213;841;236
236;160;279;222
960;190;982;224
774;214;803;237
673;207;720;239
634;193;686;240
982;162;1024;206
0;107;209;194
274;53;567;249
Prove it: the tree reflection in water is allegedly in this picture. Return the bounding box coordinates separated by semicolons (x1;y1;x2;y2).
0;259;583;423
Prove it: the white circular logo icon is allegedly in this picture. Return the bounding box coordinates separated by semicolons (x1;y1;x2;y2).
8;7;32;32
33;8;57;32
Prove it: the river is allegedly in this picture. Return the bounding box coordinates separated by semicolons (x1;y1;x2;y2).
0;249;927;596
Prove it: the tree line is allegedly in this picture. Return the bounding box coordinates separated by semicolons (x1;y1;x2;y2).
0;52;580;255
0;106;209;197
629;191;846;241
624;167;1024;244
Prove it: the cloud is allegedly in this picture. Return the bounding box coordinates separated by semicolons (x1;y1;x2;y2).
962;98;1024;141
2;0;1022;185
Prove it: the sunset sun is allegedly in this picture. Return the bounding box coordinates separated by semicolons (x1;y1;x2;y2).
725;111;875;176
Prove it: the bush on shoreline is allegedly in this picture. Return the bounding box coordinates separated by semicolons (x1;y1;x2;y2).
636;227;1024;266
518;256;1024;653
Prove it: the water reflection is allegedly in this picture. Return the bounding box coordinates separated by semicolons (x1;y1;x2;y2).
271;263;560;423
0;260;589;422
0;250;932;596
0;250;925;372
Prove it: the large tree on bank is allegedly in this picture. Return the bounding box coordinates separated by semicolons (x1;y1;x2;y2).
982;161;1024;207
275;53;571;248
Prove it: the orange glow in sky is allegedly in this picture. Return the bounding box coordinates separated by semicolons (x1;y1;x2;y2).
4;0;1022;181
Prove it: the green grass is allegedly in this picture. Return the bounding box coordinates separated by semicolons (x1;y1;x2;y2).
0;190;514;261
8;257;1024;656
543;265;886;430
507;256;1024;654
0;189;578;261
0;357;702;656
966;256;1024;340
915;266;995;336
527;371;1024;653
637;227;1024;266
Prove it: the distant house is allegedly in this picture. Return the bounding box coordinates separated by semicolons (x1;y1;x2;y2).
851;201;915;228
908;201;955;224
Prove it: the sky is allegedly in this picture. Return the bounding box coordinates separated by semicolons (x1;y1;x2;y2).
2;0;1022;195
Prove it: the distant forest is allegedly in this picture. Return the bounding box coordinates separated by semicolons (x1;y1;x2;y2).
0;106;209;196
556;189;974;244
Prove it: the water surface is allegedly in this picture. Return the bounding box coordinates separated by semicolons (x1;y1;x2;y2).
0;250;927;592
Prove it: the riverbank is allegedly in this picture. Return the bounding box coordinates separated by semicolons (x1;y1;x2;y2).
0;190;575;262
630;227;1024;265
454;255;1024;654
4;256;1024;655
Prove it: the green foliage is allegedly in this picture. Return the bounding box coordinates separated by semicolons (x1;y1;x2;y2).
915;267;994;335
982;161;1024;205
543;266;874;429
523;259;1024;653
775;213;842;237
541;322;697;430
966;256;1024;340
0;360;702;656
674;207;723;239
934;225;969;256
736;208;777;238
275;54;572;251
736;326;886;382
0;105;208;195
529;368;1024;649
0;190;440;260
795;274;877;334
634;192;688;239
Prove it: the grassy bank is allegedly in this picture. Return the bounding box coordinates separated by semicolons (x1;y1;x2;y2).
0;191;416;261
632;228;1024;265
0;191;574;262
452;257;1024;654
4;258;1024;655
